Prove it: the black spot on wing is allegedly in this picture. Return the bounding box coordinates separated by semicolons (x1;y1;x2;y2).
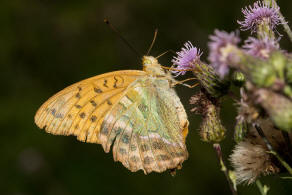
75;105;82;109
75;93;81;98
143;156;154;165
90;115;97;122
130;145;137;151
113;76;118;88
103;79;109;88
94;87;103;93
90;100;97;107
130;156;139;162
119;148;127;155
79;112;86;118
122;134;130;144
51;108;56;116
140;144;150;152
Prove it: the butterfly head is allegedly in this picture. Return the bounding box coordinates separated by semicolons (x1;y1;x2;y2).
142;56;166;76
142;56;158;67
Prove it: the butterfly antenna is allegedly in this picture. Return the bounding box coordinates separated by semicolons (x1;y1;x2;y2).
156;49;176;59
146;29;158;55
104;19;141;59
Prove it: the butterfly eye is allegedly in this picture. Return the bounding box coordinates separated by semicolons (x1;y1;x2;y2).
143;59;152;66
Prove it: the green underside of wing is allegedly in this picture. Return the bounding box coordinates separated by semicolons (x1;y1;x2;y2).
102;77;183;142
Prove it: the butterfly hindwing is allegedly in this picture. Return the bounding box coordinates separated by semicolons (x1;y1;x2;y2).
34;70;146;143
99;77;189;173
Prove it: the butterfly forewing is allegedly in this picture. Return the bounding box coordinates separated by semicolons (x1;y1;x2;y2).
98;77;189;174
34;70;146;143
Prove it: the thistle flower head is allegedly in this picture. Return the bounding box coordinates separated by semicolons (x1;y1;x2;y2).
172;41;202;76
238;1;281;33
243;36;279;59
208;30;241;78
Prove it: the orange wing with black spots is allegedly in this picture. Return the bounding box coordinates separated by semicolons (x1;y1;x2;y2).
34;70;146;144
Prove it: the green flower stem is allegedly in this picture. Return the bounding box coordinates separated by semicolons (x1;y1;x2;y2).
256;180;269;195
281;176;292;180
254;123;292;175
284;85;292;100
213;144;237;195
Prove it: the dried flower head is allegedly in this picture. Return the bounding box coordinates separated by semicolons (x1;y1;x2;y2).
238;1;282;33
243;36;279;59
172;41;202;76
230;119;292;184
208;30;241;78
231;140;277;184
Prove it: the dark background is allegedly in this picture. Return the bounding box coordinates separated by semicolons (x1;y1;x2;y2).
1;0;292;195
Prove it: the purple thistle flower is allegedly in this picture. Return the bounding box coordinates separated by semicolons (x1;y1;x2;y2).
243;36;279;59
238;1;282;33
208;30;241;78
171;41;202;76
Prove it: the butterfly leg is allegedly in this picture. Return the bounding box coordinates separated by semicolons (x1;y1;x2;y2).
182;82;199;88
172;77;199;88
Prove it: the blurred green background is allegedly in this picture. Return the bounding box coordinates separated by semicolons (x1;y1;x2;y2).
1;0;292;195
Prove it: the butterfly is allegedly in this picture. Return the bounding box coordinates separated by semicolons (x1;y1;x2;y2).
34;55;189;174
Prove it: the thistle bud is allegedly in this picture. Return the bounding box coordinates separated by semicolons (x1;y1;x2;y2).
232;71;246;87
200;104;226;143
234;119;249;143
242;57;277;88
194;62;230;98
190;92;226;142
256;89;292;132
269;51;286;79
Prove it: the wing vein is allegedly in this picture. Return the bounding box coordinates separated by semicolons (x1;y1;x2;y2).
146;86;161;172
